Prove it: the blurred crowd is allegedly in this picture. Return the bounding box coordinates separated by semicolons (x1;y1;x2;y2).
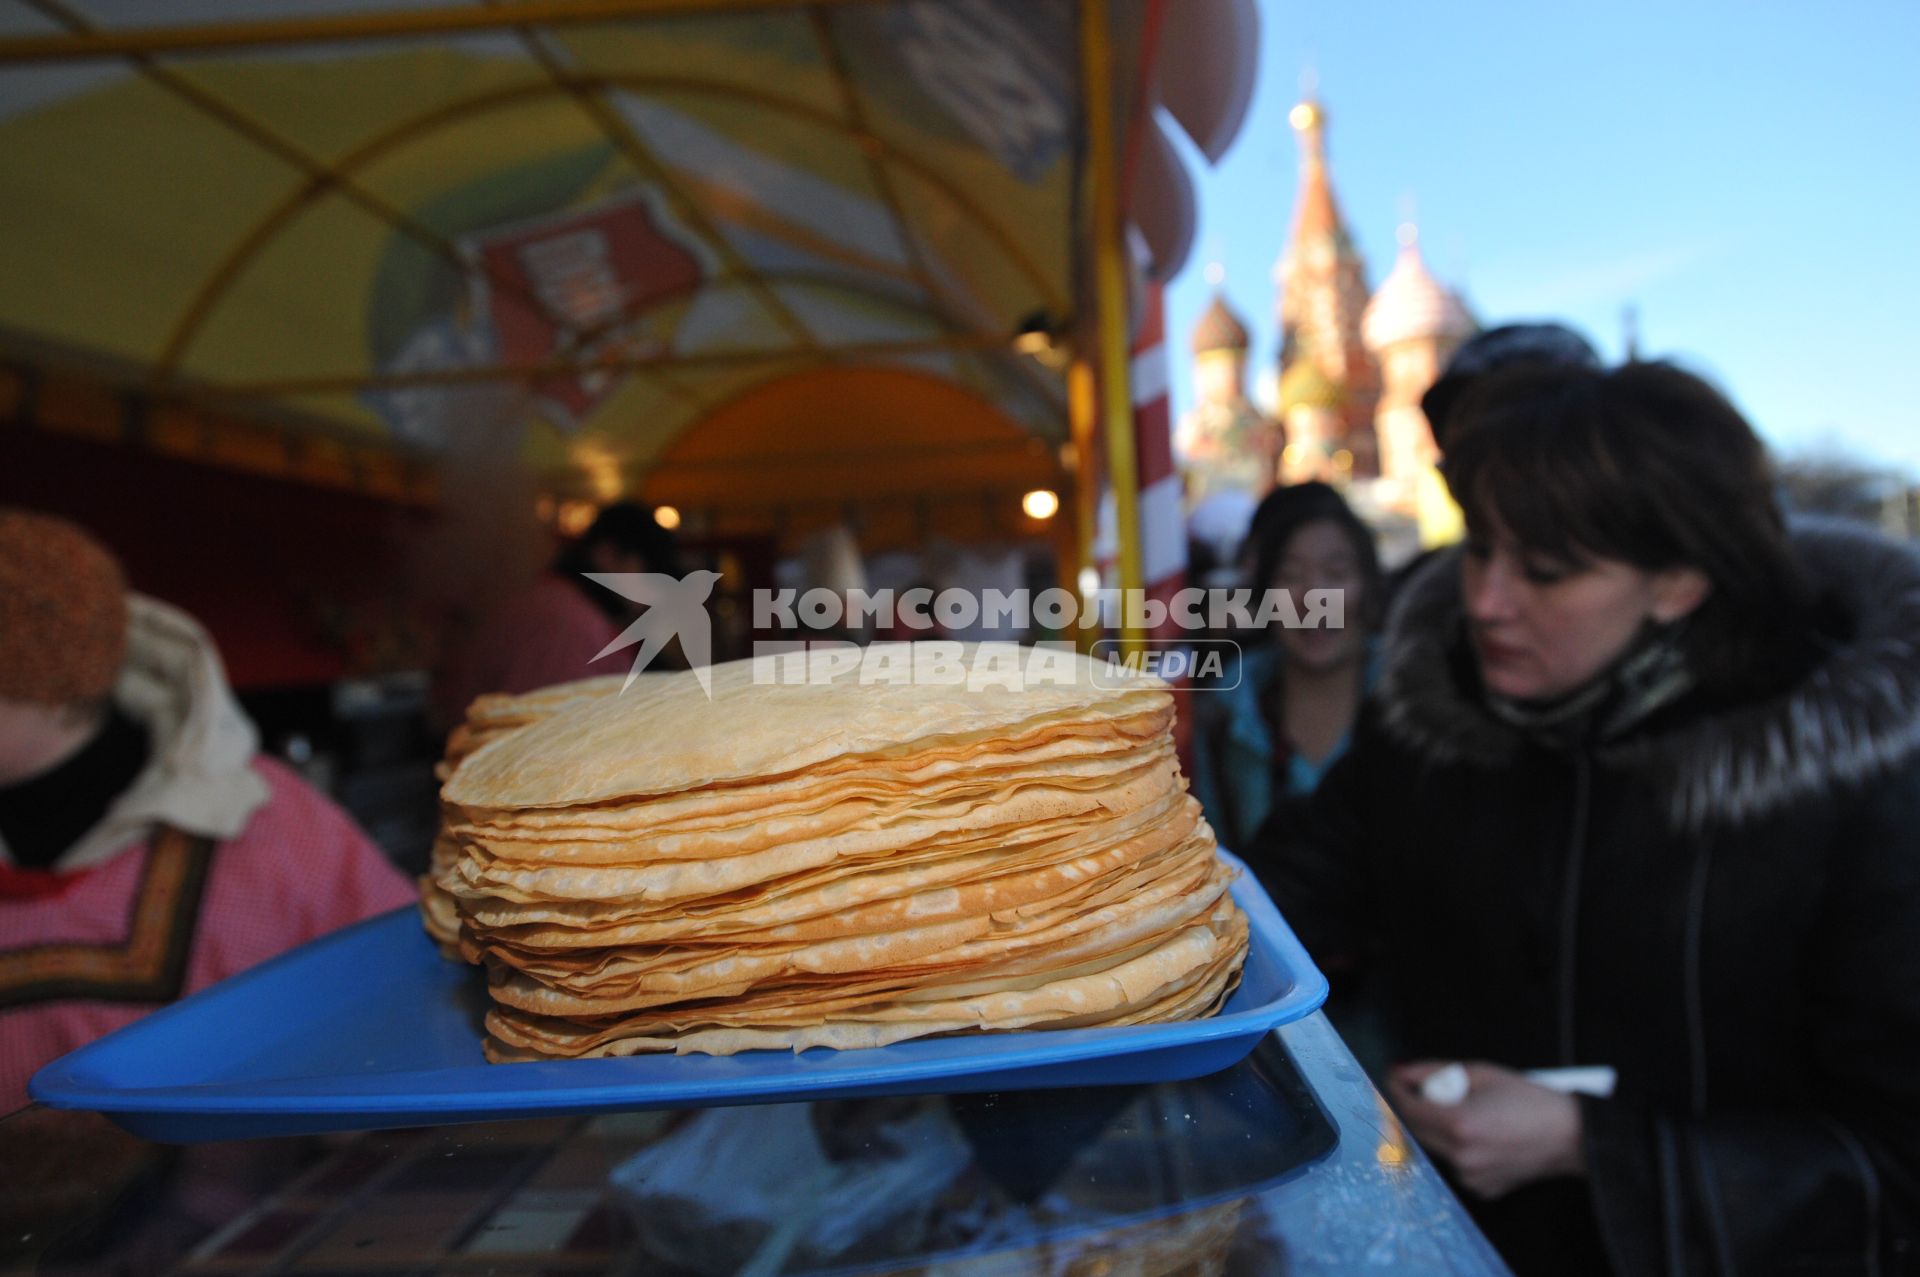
2;319;1917;1276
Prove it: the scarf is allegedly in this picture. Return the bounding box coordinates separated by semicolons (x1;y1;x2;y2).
1482;620;1697;749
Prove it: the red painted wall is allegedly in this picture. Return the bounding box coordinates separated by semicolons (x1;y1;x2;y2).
2;429;430;689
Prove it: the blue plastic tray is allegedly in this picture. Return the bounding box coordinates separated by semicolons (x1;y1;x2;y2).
31;852;1325;1142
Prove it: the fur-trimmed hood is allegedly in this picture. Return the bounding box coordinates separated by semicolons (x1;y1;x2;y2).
1375;518;1920;830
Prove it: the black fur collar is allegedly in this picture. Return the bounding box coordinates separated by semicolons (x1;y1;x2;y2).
1375;519;1920;830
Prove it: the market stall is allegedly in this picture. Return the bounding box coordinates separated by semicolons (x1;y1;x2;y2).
0;0;1265;872
0;0;1254;629
3;4;1507;1270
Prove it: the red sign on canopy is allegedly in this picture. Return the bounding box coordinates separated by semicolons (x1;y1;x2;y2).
473;194;704;428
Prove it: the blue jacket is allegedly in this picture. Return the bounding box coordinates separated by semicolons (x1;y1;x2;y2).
1189;642;1377;851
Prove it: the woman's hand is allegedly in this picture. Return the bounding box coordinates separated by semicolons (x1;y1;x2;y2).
1385;1061;1586;1200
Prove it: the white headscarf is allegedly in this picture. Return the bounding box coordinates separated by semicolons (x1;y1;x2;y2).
5;594;270;871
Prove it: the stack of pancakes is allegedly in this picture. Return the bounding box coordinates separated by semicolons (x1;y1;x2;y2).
420;676;627;954
436;647;1246;1061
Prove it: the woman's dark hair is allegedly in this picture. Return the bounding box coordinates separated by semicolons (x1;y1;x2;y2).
1441;360;1816;700
553;501;684;579
1421;321;1602;452
554;502;685;622
1243;481;1383;631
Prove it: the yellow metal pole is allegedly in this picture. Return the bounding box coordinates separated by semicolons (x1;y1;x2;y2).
1067;358;1099;655
1079;0;1145;657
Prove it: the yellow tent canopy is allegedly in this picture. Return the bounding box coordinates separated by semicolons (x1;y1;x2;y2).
0;0;1257;575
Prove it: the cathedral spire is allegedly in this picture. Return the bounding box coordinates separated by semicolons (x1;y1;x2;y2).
1289;95;1328;165
1282;94;1352;265
1274;86;1381;480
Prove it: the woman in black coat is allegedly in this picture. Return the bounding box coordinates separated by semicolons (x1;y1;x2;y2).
1252;359;1920;1275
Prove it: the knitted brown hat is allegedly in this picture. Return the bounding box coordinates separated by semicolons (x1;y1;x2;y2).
0;509;129;704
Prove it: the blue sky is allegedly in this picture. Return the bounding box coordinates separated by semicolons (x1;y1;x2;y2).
1163;0;1920;476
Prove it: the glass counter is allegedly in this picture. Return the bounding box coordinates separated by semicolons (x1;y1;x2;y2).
2;1014;1509;1275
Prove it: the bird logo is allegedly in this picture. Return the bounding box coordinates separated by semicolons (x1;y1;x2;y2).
583;570;722;697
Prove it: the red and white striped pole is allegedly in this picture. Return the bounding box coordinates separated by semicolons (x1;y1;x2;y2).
1132;281;1194;761
1130;280;1187;642
1093;279;1188;626
1093;277;1193;754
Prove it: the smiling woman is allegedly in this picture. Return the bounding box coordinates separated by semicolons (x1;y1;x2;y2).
1188;481;1383;852
1252;355;1920;1276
